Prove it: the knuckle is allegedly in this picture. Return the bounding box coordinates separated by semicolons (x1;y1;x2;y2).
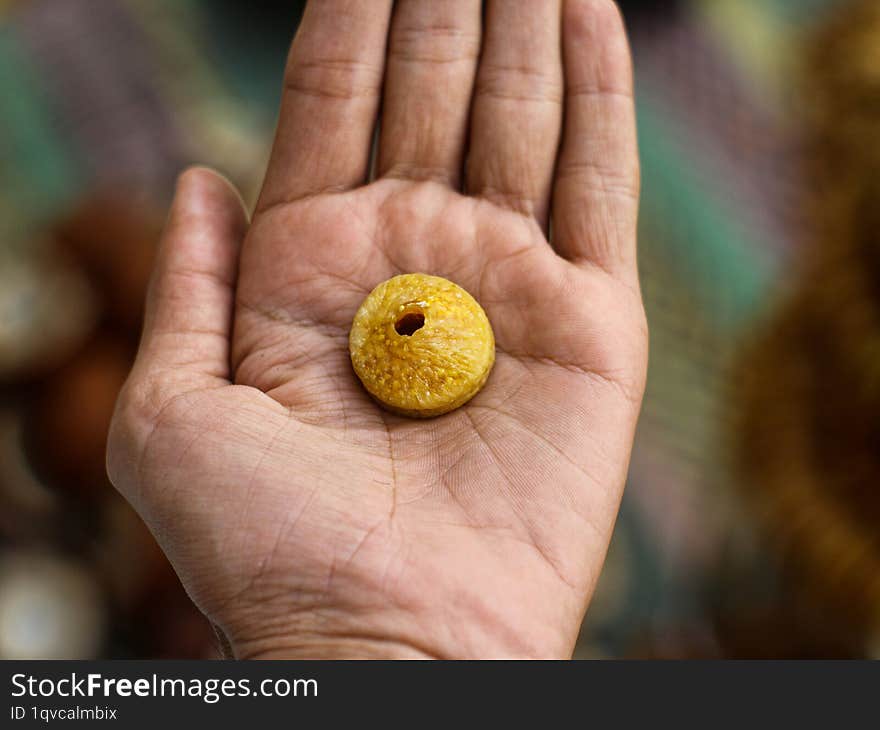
118;378;161;430
284;56;382;101
105;376;164;487
388;20;480;66
105;383;141;489
556;159;639;202
475;63;563;105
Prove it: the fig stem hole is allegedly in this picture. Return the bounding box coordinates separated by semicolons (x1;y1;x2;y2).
395;309;425;336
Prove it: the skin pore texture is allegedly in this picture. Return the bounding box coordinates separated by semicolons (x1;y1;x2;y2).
106;0;647;659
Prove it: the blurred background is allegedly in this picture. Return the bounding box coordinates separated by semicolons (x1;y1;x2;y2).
0;0;877;659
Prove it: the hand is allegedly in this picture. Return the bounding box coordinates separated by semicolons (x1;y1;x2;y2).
108;0;646;659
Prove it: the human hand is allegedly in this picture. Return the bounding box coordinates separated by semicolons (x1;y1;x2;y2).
107;0;646;659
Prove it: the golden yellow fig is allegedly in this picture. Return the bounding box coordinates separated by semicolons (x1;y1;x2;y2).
349;274;495;418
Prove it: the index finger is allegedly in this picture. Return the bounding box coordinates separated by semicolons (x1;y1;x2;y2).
257;1;394;211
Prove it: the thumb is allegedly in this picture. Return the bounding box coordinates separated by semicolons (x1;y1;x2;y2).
135;166;248;391
109;166;247;479
106;166;247;527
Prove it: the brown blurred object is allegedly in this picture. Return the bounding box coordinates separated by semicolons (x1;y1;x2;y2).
0;246;98;384
131;579;219;659
712;603;860;659
733;0;880;655
21;194;163;500
0;409;58;539
93;492;217;658
25;337;133;499
94;492;172;612
54;194;160;334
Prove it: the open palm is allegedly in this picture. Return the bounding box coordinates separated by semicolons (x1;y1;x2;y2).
108;0;646;658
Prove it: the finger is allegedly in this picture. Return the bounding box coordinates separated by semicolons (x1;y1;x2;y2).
257;0;394;210
136;167;247;387
552;0;639;278
466;0;563;228
377;0;482;186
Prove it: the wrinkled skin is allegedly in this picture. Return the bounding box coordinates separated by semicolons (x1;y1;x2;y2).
107;0;647;658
